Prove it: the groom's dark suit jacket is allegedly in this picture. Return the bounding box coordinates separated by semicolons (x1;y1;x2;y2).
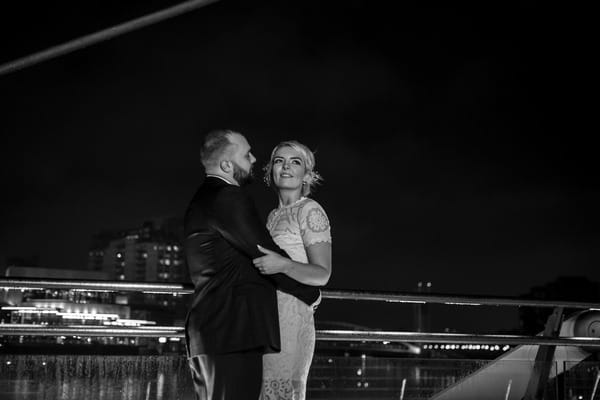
183;176;320;357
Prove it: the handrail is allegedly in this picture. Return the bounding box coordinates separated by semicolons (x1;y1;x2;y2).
323;290;600;309
0;325;183;338
0;278;193;294
317;330;600;347
2;278;600;309
1;325;599;347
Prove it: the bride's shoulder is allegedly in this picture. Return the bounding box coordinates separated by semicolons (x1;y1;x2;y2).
300;197;325;210
297;197;329;220
298;198;331;235
267;207;278;219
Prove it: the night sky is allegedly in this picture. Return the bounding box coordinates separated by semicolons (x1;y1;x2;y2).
0;1;596;331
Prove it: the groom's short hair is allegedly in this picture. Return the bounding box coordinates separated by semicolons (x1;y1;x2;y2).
200;130;238;169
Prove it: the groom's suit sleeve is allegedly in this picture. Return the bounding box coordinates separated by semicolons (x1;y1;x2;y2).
213;186;321;302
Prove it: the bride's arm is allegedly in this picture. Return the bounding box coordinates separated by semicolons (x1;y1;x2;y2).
253;242;331;286
293;242;332;285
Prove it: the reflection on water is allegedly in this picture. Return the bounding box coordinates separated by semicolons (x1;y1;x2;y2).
308;356;489;399
0;355;194;400
1;354;597;399
3;354;487;400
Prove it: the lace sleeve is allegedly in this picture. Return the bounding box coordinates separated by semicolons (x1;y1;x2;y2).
299;199;332;246
266;208;277;231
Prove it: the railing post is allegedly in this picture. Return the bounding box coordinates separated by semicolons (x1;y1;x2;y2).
522;306;564;400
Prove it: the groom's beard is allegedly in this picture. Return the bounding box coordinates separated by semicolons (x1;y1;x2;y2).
232;162;254;186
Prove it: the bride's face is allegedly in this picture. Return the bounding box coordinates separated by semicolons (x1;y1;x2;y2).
271;146;308;192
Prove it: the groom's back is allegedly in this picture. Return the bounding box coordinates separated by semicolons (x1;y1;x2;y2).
184;176;258;290
183;175;280;356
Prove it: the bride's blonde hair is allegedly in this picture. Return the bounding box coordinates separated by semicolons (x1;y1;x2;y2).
263;140;323;196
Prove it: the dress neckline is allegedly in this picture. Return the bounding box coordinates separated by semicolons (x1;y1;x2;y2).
277;196;307;210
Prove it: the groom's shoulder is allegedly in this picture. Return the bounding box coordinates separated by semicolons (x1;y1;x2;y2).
197;180;253;206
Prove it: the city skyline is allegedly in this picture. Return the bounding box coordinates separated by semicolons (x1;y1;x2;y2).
2;214;597;334
0;0;597;333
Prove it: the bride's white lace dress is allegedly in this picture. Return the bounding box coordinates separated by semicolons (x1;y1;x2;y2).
260;197;332;400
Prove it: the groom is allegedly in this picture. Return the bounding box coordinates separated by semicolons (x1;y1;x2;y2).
183;129;319;400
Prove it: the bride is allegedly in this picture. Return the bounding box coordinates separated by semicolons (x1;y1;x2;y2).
252;140;332;400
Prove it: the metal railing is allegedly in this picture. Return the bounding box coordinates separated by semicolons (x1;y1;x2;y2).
1;325;600;348
2;277;600;348
2;277;599;309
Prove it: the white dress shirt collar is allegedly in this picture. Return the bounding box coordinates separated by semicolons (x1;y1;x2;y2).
206;174;236;186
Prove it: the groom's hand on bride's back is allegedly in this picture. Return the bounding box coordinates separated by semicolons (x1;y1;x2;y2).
253;244;292;275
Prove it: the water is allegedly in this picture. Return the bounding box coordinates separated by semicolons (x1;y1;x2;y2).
0;354;597;399
0;355;193;400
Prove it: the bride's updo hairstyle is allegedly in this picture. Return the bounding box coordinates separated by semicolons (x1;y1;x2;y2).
263;140;323;196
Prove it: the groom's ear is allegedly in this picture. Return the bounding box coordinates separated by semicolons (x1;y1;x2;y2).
220;160;232;173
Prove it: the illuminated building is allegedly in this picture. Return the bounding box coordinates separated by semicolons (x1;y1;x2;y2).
86;218;189;341
0;267;160;351
87;217;186;283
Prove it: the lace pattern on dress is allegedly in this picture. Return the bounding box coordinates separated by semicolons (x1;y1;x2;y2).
261;291;315;400
261;379;306;400
261;198;330;400
299;200;331;247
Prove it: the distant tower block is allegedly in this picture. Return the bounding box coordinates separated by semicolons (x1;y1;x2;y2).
415;281;432;332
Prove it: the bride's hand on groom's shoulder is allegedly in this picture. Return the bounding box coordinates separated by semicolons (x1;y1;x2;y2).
253;245;291;275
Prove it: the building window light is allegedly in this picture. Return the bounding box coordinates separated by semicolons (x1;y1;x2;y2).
59;312;119;320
